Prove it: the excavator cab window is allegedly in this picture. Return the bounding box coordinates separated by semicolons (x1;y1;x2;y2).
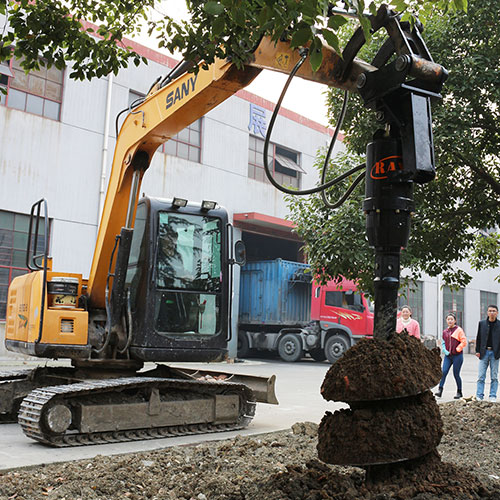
125;203;148;308
154;211;222;335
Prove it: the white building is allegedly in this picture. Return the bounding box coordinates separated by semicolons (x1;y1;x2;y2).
0;38;498;358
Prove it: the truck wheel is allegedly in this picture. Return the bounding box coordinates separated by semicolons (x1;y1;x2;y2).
237;332;250;358
309;348;326;362
325;335;349;364
278;334;303;362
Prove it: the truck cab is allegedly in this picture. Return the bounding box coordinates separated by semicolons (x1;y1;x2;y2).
311;279;374;340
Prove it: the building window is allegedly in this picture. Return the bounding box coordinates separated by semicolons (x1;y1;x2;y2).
398;280;424;328
0;210;48;320
1;56;64;120
162;119;202;163
480;291;498;319
128;89;202;163
248;135;303;188
442;286;464;330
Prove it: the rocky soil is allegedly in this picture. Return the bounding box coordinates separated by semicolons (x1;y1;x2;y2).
0;400;499;500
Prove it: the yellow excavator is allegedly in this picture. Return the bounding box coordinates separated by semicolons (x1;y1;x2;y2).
1;5;447;446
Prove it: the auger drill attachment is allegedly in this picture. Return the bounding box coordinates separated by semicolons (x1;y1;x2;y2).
317;5;449;476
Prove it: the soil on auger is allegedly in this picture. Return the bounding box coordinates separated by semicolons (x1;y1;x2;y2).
317;332;445;470
318;390;443;465
320;332;442;402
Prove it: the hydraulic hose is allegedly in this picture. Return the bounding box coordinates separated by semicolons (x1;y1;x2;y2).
263;49;365;196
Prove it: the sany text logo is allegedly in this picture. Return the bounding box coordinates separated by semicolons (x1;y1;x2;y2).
166;74;198;110
370;156;403;179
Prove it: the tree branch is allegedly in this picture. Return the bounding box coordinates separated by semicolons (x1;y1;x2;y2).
454;151;500;197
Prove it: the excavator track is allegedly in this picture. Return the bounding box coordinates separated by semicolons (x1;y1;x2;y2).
0;369;41;423
18;376;256;447
0;367;79;423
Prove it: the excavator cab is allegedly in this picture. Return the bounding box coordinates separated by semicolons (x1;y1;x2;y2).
125;196;233;362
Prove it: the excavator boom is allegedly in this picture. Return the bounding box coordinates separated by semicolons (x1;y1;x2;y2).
86;37;374;309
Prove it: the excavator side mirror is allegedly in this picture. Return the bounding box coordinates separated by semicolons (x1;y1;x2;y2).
234;240;246;266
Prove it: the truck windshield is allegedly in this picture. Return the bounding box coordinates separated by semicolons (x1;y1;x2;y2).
156;212;222;292
325;290;365;312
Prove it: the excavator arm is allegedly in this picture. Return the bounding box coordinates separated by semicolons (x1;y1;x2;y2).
86;36;375;309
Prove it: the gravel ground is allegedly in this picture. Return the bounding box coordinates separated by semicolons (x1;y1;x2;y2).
0;399;499;500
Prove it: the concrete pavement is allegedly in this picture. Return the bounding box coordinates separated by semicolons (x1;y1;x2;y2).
0;352;487;471
0;357;337;471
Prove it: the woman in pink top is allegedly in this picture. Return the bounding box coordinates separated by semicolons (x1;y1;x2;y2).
435;312;467;399
396;305;421;339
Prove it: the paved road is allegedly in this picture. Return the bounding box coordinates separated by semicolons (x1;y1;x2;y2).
0;352;484;471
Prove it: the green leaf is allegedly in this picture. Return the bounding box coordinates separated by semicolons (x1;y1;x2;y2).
322;29;341;55
290;27;312;48
328;15;348;31
257;6;269;26
358;14;372;43
392;0;408;13
204;2;224;16
212;16;225;36
309;37;323;72
310;50;323;72
453;0;467;11
232;7;246;27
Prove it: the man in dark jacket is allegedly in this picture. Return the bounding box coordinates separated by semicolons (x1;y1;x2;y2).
475;305;500;402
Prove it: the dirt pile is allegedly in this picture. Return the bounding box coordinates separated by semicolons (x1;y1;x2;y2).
0;400;499;500
317;391;443;465
261;452;497;500
318;333;444;466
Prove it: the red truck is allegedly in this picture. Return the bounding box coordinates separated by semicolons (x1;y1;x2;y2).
237;260;374;363
308;279;374;362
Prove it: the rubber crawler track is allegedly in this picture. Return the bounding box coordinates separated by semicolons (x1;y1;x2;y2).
0;369;38;423
18;377;256;447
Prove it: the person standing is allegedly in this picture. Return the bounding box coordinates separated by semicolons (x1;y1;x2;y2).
396;305;421;339
435;313;467;399
475;305;500;402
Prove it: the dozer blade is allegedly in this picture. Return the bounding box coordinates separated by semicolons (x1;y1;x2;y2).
0;367;77;423
169;367;279;405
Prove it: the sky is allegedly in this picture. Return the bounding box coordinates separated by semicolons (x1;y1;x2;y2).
133;1;332;128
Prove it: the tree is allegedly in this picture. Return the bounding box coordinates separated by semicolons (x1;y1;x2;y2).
1;0;464;78
287;0;500;295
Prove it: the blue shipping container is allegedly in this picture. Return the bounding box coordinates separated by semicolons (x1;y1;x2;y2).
239;259;311;326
